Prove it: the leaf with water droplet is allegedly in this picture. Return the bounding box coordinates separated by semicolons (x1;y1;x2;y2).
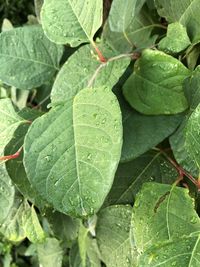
24;87;122;217
123;49;190;115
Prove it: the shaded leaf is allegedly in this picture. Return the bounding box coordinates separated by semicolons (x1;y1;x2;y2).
155;0;200;43
108;0;146;32
37;238;63;267
104;151;178;206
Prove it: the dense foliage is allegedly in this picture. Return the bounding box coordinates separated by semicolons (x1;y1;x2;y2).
1;0;200;266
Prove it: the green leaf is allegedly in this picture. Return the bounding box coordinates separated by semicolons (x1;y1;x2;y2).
46;210;79;245
51;45;130;105
114;86;183;162
123;49;190;115
0;198;27;243
5;108;45;207
138;234;200;267
155;0;200;43
22;203;46;244
70;240;101;267
0;98;26;154
0;166;15;226
102;7;158;53
96;205;135;267
108;0;146;32
104;151;178;206
131;183;200;252
24;87;122;217
0;25;63;90
41;0;103;46
37;238;63;267
184;67;200;110
170;117;198;177
158;22;191;54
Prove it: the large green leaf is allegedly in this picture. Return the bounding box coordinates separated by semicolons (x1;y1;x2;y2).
104;152;178;206
155;0;200;43
108;0;146;32
138;234;200;267
102;7;158;53
0;25;63;89
170;104;200;178
51;45;130;104
158;22;191;54
123;49;190;115
41;0;102;46
37;238;63;267
96;205;135;267
24;87;122;217
114;86;183;162
131;183;200;252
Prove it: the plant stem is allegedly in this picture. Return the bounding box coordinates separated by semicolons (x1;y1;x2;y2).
0;146;23;161
91;40;107;63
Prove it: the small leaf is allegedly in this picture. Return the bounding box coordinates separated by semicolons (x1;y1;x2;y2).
5;108;45;207
0;25;63;89
158;22;191;54
123;49;190;115
0;198;27;243
51;45;130;105
155;0;200;43
41;0;103;46
22;203;46;244
96;205;135;267
24;87;122;217
131;183;200;252
0;98;26;154
138;234;200;267
37;238;63;267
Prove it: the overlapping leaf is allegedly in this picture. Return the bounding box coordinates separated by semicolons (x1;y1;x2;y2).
41;0;102;46
0;25;63;89
123;49;190;115
104;152;178;206
24;87;122;217
51;45;130;104
155;0;200;42
96;205;135;267
131;183;200;252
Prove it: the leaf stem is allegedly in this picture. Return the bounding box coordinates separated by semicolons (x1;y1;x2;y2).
91;41;107;63
0;146;23;161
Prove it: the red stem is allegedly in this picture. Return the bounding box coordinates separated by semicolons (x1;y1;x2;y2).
0;147;23;161
91;41;107;63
